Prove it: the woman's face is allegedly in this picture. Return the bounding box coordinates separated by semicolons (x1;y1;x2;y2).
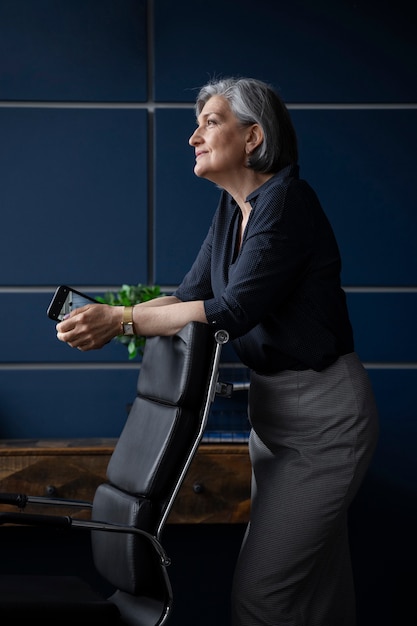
189;95;249;185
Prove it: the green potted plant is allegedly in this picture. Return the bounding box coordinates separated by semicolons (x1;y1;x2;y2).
96;283;163;359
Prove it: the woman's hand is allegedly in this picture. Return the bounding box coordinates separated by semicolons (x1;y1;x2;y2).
56;303;123;352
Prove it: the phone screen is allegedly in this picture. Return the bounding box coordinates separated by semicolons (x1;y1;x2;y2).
47;286;98;321
58;290;95;320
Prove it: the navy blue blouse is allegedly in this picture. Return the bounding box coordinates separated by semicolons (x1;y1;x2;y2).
174;165;354;373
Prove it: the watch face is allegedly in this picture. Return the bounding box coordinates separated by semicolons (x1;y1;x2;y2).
123;323;134;336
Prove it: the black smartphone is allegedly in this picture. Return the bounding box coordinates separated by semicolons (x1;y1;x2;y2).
47;285;99;321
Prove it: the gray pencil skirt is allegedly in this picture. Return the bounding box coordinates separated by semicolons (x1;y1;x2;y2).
231;352;379;626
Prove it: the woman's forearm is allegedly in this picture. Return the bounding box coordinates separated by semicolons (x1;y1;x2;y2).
56;296;207;352
132;298;207;336
136;295;181;308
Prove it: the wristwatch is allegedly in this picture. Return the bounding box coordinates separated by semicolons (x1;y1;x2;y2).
121;306;135;336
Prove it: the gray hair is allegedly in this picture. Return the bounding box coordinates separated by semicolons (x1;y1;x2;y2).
196;77;298;173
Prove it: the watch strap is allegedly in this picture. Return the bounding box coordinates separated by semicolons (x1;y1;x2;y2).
123;306;133;325
121;306;135;335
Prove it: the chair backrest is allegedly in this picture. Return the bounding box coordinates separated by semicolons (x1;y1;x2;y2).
90;321;227;623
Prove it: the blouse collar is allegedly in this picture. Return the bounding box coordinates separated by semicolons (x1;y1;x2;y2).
245;164;299;203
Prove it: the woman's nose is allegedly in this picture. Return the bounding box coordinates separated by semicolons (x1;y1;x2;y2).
189;128;200;146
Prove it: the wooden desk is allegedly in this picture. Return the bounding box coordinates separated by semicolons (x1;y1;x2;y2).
0;439;251;524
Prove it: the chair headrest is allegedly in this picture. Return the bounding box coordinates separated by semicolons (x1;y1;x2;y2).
137;321;214;409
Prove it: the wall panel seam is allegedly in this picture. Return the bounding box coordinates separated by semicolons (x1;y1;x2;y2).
1;363;416;371
1;102;416;110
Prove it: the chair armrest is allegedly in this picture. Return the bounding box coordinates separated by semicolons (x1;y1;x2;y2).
70;518;171;566
0;510;171;567
0;491;93;510
0;492;28;508
0;511;72;528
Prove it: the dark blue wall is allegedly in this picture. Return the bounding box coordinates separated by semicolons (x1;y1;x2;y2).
0;1;416;624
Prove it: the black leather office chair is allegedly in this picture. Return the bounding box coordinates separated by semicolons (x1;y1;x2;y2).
0;321;230;625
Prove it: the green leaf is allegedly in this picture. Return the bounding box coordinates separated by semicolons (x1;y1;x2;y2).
98;284;164;359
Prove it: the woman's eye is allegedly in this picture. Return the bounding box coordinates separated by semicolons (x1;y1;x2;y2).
207;118;216;126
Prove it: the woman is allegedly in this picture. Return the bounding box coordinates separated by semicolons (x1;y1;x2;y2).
57;77;379;626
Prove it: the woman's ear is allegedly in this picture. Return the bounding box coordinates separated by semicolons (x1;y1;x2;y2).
245;124;264;154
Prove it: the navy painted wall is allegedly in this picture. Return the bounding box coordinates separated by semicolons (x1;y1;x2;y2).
0;1;416;624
